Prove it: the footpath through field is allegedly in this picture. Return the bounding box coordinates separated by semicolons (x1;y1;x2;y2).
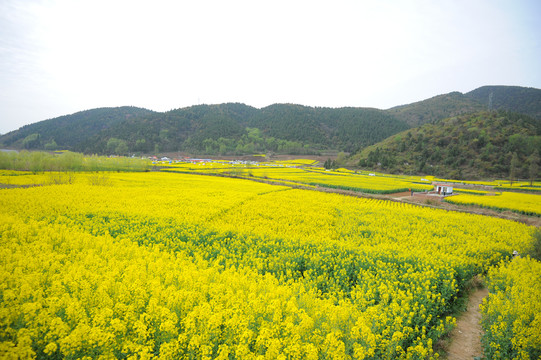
445;286;489;360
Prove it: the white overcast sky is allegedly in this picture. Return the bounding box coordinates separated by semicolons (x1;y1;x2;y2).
1;0;540;134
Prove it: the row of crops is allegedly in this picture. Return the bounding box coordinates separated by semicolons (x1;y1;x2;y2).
481;256;541;360
1;169;539;359
161;162;434;194
160;160;541;216
444;192;541;216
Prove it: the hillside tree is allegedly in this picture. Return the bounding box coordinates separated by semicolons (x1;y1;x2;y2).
529;150;539;186
106;138;128;156
22;133;41;149
509;152;519;186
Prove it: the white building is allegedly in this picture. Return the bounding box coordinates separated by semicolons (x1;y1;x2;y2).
434;184;453;195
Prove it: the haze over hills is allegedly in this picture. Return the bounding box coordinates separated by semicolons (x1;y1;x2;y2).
1;85;540;179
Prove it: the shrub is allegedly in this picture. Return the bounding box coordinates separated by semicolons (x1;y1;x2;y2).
87;172;112;186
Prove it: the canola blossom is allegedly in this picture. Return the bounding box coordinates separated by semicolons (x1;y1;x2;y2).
164;164;432;194
452;189;492;195
445;192;541;216
0;171;535;359
481;257;541;360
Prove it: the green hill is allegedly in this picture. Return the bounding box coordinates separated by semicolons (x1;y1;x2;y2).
2;85;540;160
386;86;541;128
246;104;408;153
77;103;257;154
353;111;541;179
465;85;541;119
0;107;154;151
2;103;409;156
387;92;484;127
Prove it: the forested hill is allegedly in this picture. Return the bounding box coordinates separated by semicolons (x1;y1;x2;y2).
245;104;409;152
466;85;541;119
79;103;258;155
1;103;409;155
0;107;155;151
2;85;540;156
387;92;484;128
354;111;541;179
386;86;541;128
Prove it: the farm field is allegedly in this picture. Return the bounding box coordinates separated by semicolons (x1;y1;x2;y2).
0;169;537;359
161;161;433;194
481;256;541;359
445;192;541;217
161;160;541;218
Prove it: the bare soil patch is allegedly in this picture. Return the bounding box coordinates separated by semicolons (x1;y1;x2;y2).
384;191;541;227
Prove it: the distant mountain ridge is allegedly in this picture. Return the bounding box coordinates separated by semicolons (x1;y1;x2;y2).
1;103;409;155
387;86;541;128
387;92;484;127
1;85;540;158
466;85;541;119
78;103;410;155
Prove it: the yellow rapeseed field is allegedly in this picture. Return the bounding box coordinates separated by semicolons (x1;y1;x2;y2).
163;164;432;194
0;171;536;359
481;256;541;360
445;192;541;216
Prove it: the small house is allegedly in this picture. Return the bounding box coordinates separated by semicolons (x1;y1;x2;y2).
434;184;453;195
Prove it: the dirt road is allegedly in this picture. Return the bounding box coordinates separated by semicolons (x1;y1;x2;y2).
446;287;489;360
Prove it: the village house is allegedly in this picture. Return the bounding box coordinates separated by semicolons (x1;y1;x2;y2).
433;183;453;196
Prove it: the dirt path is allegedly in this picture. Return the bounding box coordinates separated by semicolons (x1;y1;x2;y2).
445;287;489;360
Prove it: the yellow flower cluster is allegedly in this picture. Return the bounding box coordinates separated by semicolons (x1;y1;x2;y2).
0;171;535;359
445;192;541;216
0;169;48;186
1;215;367;360
481;257;541;359
453;188;491;195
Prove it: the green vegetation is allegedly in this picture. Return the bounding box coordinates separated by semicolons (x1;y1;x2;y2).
387;86;541;128
467;85;541;119
0;150;150;172
481;256;541;360
0;106;154;151
387;92;484;127
0;103;410;156
529;230;541;261
354;111;541;179
2;86;540;174
74;103;410;156
529;150;540;186
1;103;410;155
